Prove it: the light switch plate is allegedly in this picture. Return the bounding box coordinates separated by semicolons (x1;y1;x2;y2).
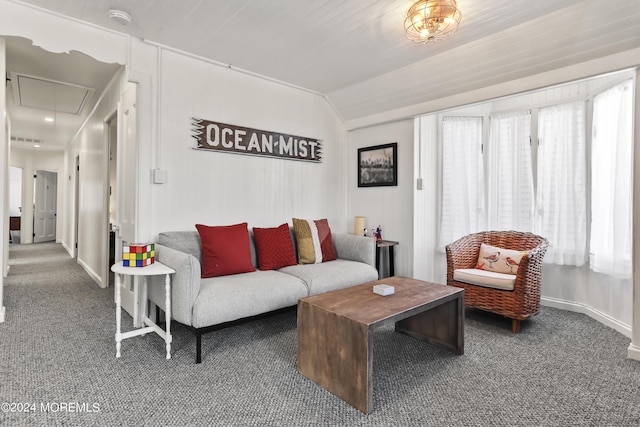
152;168;165;184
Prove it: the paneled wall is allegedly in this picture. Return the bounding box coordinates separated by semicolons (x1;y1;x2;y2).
347;120;414;277
64;70;127;286
148;49;348;235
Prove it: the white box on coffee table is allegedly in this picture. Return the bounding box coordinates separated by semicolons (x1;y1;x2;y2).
373;284;395;296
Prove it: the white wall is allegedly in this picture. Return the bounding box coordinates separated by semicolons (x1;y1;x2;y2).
413;115;439;283
630;68;640;362
347;120;414;277
1;36;5;322
147;49;348;236
62;69;126;286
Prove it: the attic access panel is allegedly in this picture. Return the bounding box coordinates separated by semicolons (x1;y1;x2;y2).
10;72;94;115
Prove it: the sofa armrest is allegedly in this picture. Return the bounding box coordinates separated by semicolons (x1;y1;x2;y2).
148;244;201;327
333;233;376;268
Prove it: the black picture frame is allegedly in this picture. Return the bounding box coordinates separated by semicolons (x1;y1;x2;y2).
357;142;398;187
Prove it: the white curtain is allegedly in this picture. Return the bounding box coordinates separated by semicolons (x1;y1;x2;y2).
536;101;587;266
590;79;634;278
439;116;485;250
487;111;534;232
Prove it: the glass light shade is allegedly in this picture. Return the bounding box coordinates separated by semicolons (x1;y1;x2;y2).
405;0;462;44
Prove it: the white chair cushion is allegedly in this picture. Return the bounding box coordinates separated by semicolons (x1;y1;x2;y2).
453;268;516;291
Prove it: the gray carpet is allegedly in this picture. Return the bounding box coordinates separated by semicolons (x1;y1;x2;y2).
1;242;640;426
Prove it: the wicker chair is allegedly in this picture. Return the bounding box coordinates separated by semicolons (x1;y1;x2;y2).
445;231;548;332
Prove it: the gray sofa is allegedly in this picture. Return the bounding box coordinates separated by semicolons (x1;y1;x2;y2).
148;230;378;363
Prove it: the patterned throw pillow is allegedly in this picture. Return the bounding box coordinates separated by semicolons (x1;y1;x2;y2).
195;223;256;278
476;243;528;275
292;218;337;264
252;223;297;270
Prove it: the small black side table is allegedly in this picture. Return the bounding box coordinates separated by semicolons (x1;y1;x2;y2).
376;240;399;278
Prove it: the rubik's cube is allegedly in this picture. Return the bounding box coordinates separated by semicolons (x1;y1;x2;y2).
123;243;155;267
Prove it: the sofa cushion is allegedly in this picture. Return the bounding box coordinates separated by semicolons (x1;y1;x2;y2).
476;243;527;274
158;231;202;263
279;259;378;295
453;268;516;291
196;223;255;278
192;270;308;328
292;218;337;264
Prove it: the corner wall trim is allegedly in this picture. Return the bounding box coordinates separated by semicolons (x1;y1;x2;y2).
541;297;632;338
60;240;73;257
628;344;640;362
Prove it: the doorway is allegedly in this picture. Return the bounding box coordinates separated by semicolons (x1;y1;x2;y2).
74;156;79;258
9;166;22;244
33;170;57;243
107;115;117;286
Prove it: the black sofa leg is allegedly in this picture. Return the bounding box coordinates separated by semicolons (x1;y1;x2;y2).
196;331;202;364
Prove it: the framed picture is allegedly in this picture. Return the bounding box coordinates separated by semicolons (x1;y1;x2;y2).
358;142;398;187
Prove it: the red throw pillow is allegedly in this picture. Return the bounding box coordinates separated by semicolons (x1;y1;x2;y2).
252;223;297;270
195;223;255;278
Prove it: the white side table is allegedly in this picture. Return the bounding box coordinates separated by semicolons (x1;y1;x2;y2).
111;261;176;359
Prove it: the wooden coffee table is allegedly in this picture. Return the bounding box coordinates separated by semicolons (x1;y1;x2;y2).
297;276;464;414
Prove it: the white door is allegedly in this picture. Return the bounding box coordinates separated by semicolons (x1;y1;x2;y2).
33;170;57;243
114;83;140;325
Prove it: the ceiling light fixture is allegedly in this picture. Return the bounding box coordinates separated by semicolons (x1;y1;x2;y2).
404;0;462;44
109;9;132;25
45;117;54;122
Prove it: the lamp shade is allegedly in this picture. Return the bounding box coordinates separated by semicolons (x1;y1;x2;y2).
354;216;366;236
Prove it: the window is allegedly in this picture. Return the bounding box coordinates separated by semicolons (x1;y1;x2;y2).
590;80;634;278
433;75;634;277
438;116;485;249
535;101;587;266
487;111;534;231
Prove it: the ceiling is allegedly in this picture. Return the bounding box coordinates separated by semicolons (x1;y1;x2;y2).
5;0;640;150
5;36;121;151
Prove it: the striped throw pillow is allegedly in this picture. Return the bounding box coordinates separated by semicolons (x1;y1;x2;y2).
292;218;337;264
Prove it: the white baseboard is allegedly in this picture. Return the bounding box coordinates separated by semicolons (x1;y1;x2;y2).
77;257;104;288
0;306;5;323
541;297;632;338
628;343;640;362
61;241;73;257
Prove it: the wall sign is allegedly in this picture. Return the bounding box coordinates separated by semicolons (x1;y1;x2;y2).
192;118;322;162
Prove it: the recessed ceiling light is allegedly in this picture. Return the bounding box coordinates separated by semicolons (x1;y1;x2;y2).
45;117;54;122
33;144;40;148
109;9;132;25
